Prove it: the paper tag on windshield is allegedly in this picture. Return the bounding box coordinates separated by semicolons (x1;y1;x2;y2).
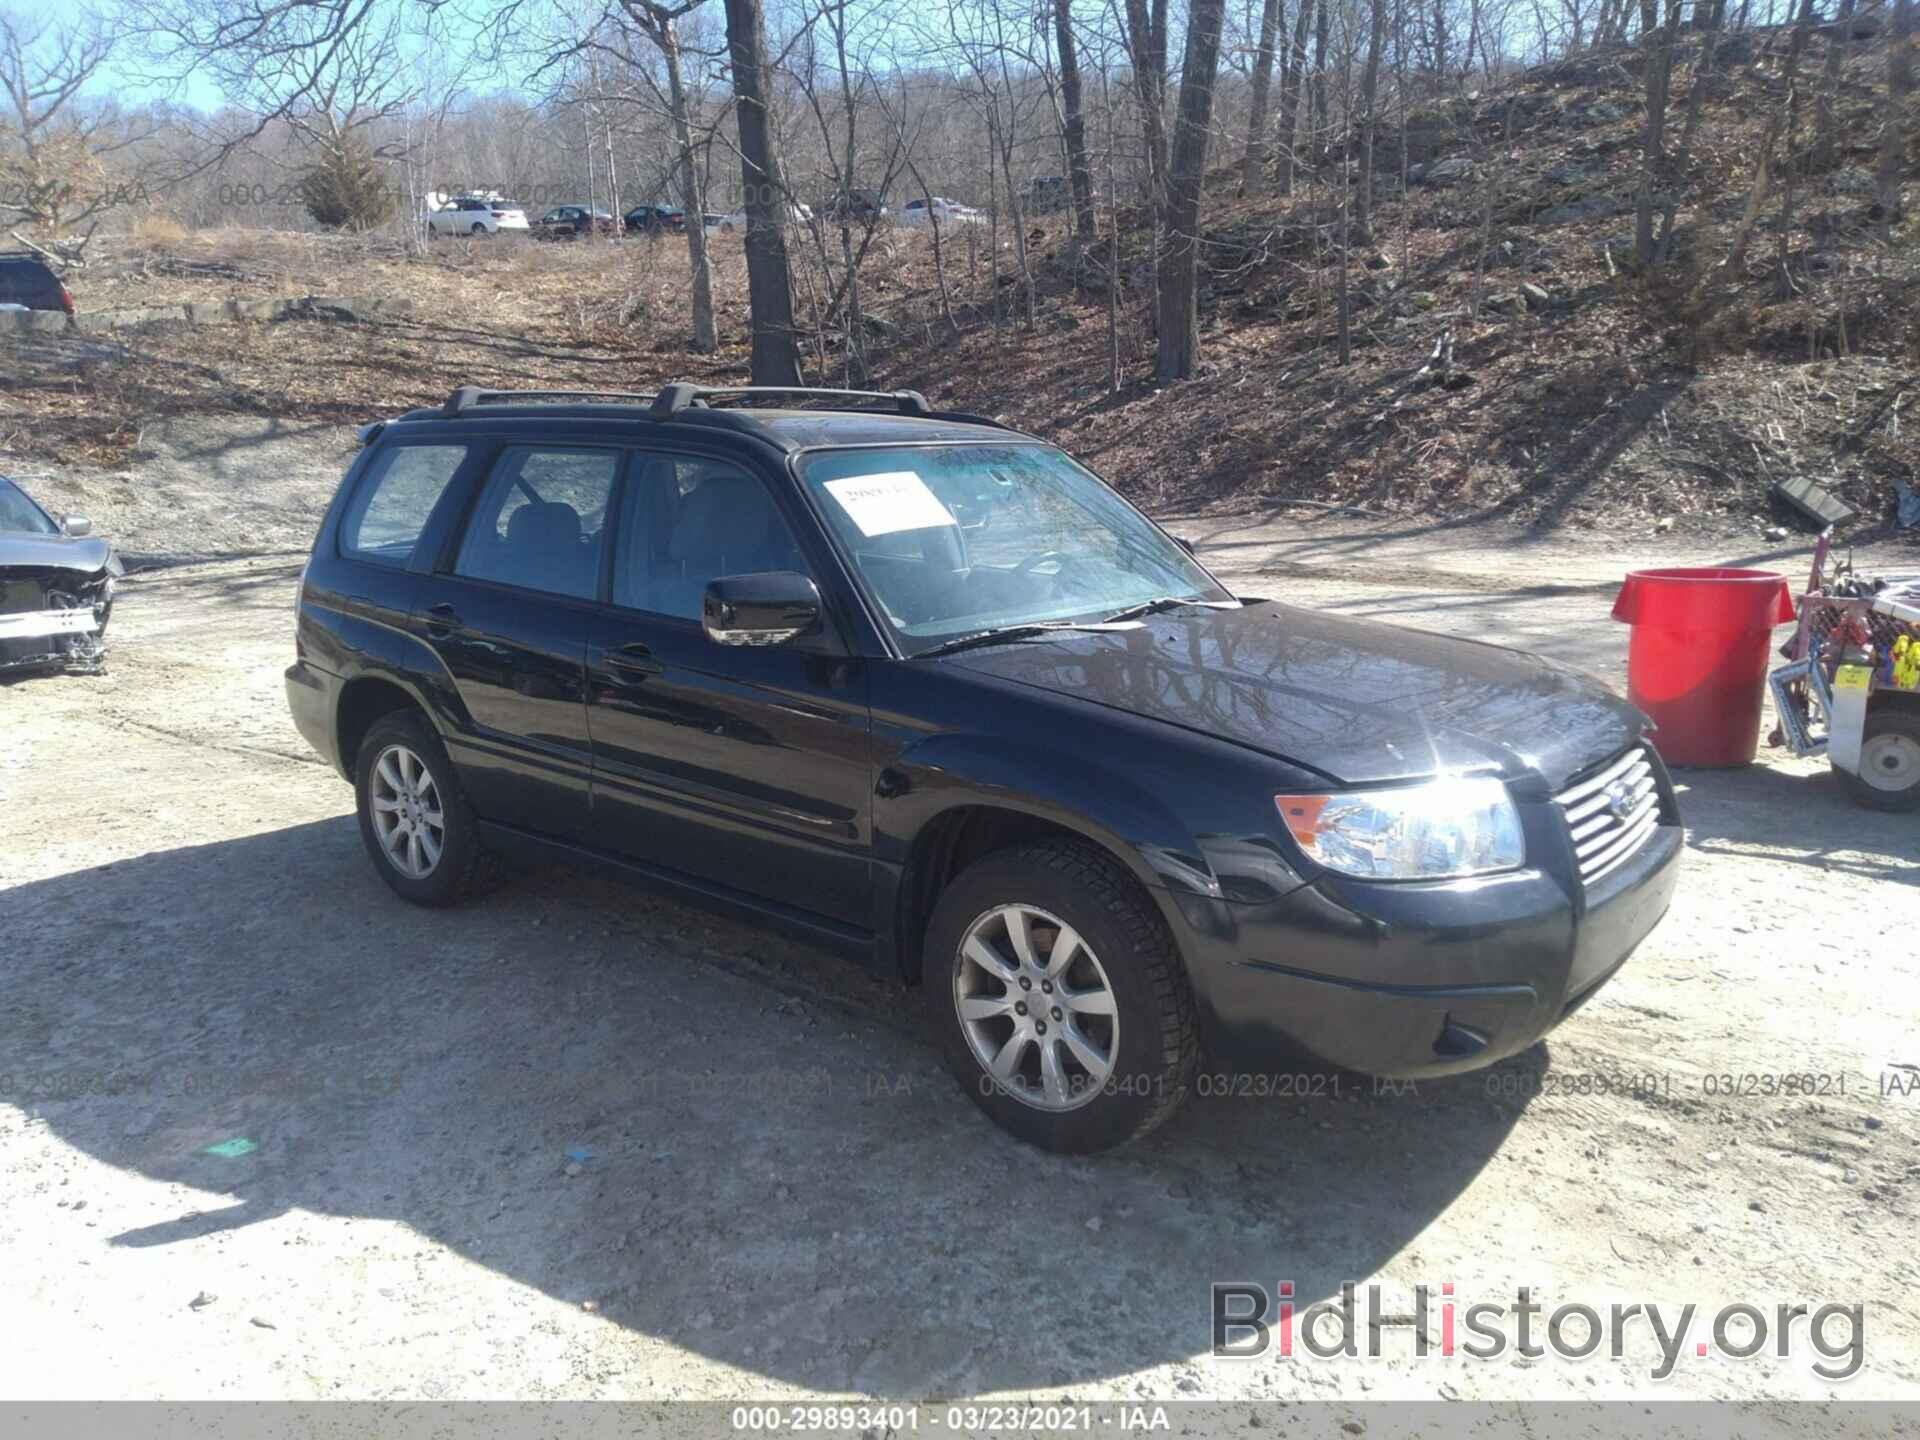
824;472;956;537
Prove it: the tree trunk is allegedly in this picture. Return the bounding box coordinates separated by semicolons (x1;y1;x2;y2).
1123;0;1170;209
1154;0;1227;382
1053;0;1097;245
1276;0;1314;193
1813;0;1857;173
1356;0;1386;240
1771;0;1821;284
722;0;801;385
1653;0;1722;262
1878;0;1915;239
657;16;717;353
1632;0;1682;268
1727;95;1789;273
1313;0;1330;142
1242;0;1284;193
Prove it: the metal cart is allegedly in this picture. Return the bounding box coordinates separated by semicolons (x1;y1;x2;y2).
1769;542;1920;811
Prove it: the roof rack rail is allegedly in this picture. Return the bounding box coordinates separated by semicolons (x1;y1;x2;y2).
441;386;660;415
649;383;931;420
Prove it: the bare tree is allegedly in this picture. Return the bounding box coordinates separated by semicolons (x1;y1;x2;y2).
1632;0;1682;269
1355;0;1386;240
1052;0;1098;244
722;0;803;383
1241;0;1284;192
1275;0;1314;192
1154;0;1226;381
0;5;143;241
617;0;720;351
1121;0;1170;208
1812;0;1856;173
1876;0;1914;239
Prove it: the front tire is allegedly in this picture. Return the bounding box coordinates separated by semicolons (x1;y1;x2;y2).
923;841;1197;1153
354;711;500;905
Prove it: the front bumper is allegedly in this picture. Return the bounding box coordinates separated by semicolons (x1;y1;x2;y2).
1172;805;1683;1080
0;604;109;670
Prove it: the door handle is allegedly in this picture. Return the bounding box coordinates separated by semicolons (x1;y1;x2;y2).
604;642;664;680
424;602;462;634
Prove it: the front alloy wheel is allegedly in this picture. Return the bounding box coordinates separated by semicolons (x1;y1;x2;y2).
925;841;1197;1153
954;904;1118;1112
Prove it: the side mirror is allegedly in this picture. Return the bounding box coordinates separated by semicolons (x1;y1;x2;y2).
1173;535;1195;556
703;571;821;647
62;514;92;537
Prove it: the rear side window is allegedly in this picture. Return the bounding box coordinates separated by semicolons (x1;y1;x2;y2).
339;444;469;565
0;258;57;304
453;446;618;600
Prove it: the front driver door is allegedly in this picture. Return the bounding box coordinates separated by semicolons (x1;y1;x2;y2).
584;451;874;928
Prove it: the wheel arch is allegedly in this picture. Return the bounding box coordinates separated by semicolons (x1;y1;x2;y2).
882;742;1214;985
336;674;432;775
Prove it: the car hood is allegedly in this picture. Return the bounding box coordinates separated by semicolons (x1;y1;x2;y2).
0;531;117;575
940;600;1644;789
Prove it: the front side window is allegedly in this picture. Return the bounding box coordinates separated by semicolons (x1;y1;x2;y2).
339;444;469;564
799;444;1228;655
613;455;809;620
454;447;617;600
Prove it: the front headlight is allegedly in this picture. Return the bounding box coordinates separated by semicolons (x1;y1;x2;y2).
1276;776;1524;881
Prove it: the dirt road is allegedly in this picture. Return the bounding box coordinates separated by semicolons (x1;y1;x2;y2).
1;420;1916;1406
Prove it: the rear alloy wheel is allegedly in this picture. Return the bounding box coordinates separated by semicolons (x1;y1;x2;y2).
924;841;1197;1153
354;711;501;905
1843;710;1920;812
470;222;488;236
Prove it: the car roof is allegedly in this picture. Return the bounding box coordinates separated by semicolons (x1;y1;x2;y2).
380;387;1020;455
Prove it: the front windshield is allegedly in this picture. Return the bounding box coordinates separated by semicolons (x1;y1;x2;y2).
0;479;56;535
799;443;1232;655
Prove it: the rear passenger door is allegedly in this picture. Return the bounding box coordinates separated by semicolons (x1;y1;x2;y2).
409;444;618;840
583;451;874;927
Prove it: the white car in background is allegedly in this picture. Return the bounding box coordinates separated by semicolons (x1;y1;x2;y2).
710;202;813;234
427;196;530;237
897;196;985;228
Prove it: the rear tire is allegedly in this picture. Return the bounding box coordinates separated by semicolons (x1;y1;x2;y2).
354;711;501;905
1842;709;1920;812
922;841;1197;1153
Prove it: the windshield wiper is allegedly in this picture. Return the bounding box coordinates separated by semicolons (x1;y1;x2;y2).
1098;595;1241;624
915;620;1132;658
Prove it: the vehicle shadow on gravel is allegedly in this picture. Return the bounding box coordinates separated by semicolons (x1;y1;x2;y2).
5;818;1536;1394
1672;762;1919;887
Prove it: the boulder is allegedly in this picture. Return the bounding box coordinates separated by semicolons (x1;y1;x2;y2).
1421;157;1476;186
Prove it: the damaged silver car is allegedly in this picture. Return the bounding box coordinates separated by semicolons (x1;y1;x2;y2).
0;475;121;674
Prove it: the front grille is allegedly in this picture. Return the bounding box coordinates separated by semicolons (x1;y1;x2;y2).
1554;745;1660;888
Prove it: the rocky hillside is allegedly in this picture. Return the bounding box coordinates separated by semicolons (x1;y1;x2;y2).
871;26;1919;542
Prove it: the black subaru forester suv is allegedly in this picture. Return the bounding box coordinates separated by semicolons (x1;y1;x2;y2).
287;383;1682;1152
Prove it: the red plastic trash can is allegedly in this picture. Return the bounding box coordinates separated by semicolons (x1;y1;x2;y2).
1611;568;1797;767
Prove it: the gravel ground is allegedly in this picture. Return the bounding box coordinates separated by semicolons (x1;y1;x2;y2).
1;418;1916;1408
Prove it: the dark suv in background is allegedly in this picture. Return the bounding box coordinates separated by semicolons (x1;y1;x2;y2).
287;384;1682;1152
0;252;75;317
